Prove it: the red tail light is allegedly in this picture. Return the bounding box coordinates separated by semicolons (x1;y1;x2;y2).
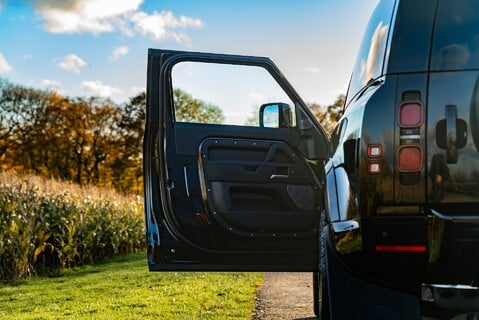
397;145;423;172
398;101;423;128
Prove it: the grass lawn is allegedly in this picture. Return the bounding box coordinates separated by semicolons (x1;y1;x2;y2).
0;253;263;320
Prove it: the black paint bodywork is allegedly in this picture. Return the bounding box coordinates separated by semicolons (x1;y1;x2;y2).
144;0;479;317
326;0;479;316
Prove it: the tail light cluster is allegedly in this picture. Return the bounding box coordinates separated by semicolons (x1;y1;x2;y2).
366;100;424;179
397;101;424;182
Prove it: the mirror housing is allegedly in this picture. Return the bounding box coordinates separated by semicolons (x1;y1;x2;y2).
259;103;292;128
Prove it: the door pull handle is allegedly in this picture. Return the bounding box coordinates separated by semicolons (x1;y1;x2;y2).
445;104;458;163
269;174;289;180
435;104;467;164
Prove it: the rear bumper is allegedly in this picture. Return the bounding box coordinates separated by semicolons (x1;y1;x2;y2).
422;284;479;311
325;229;421;319
333;208;479;290
427;209;479;286
326;236;479;319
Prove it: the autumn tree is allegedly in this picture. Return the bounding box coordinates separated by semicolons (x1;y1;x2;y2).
308;94;345;135
111;92;146;194
84;98;122;186
0;81;60;173
26;94;73;180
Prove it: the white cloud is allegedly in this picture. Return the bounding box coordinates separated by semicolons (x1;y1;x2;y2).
81;80;122;98
57;54;87;74
0;53;12;74
42;79;64;92
109;46;129;60
129;10;202;43
304;67;320;73
130;85;144;94
30;0;203;44
31;0;143;34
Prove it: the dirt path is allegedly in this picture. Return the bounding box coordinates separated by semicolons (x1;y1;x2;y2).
251;272;318;320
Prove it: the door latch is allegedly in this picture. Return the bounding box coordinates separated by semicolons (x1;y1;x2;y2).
435;104;468;163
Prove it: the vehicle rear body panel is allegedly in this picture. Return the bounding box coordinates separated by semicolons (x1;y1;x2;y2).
427;71;479;204
332;0;479;296
424;0;479;289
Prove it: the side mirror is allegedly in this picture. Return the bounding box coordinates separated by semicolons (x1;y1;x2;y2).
259;103;292;128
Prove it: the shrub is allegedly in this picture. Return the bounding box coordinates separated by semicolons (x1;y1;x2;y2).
0;173;145;281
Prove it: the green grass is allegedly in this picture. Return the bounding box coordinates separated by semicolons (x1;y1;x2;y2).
0;253;264;320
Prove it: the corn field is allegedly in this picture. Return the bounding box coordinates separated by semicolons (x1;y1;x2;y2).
0;173;145;281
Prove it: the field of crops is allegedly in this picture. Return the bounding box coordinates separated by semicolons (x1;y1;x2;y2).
0;173;145;281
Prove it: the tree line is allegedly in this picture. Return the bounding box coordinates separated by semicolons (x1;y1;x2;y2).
0;78;343;194
0;80;231;194
0;80;144;193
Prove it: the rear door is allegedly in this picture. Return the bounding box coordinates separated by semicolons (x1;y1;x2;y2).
426;0;479;285
144;49;329;271
428;0;479;205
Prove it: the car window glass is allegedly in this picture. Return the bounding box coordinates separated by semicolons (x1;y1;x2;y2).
346;0;395;106
171;61;295;127
387;0;436;74
431;0;479;71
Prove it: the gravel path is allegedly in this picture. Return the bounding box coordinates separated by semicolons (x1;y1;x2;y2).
251;272;318;320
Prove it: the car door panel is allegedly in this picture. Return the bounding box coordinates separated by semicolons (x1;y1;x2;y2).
200;137;319;235
144;49;329;270
166;129;321;245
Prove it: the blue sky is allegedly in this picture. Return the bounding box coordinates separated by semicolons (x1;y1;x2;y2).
0;0;378;106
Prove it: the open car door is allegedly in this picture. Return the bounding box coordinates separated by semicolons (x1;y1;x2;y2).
144;49;329;271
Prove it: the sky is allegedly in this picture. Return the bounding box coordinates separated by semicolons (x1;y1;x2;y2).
0;0;379;106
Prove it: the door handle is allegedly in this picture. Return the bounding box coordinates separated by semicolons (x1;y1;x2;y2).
270;174;289;180
445;104;458;163
435;105;467;164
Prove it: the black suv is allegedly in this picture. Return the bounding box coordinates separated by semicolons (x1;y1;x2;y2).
143;0;479;318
